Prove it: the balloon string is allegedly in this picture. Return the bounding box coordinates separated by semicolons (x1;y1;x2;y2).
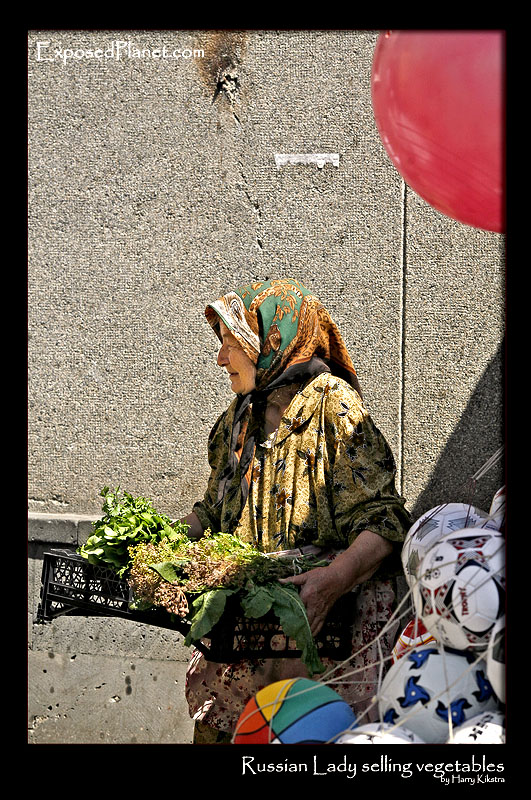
324;644;493;744
232;447;504;743
320;538;504;742
232;555;503;744
470;446;504;482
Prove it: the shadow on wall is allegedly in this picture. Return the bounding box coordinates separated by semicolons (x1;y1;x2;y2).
411;340;505;520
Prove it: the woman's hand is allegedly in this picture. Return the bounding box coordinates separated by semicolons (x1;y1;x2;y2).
279;565;348;636
279;530;393;636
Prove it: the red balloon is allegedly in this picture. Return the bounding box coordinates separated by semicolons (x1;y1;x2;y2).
371;30;505;232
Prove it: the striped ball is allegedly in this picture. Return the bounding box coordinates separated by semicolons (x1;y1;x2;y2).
233;678;357;744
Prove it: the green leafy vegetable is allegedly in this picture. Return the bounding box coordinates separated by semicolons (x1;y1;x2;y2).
239;582;324;674
271;583;324;675
81;487;329;674
149;561;183;584
240;584;276;618
77;486;190;577
184;588;237;646
129;531;327;674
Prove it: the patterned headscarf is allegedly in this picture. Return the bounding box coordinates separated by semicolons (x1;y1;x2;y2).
205;278;362;518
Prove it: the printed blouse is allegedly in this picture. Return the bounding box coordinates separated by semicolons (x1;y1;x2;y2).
193;372;411;566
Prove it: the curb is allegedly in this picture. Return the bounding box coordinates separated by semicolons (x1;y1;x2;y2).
28;512;97;545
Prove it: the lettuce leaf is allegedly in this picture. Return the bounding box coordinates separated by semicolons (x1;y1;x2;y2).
269;583;325;676
240;584;276;618
148;560;188;583
184;588;237;646
241;582;324;675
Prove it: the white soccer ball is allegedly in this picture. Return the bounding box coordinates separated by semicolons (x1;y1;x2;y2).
489;486;505;531
446;711;505;744
392;617;436;662
413;529;505;651
402;503;498;588
486;616;505;703
378;644;499;743
335;722;425;744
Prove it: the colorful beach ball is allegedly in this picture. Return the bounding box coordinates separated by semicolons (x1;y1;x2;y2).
232;678;357;744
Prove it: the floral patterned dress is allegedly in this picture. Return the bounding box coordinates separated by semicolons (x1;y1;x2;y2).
186;372;411;733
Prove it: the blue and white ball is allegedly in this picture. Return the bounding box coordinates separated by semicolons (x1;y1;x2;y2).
378;645;499;743
402;503;498;588
446;711;505;744
335;722;424;744
413;528;505;651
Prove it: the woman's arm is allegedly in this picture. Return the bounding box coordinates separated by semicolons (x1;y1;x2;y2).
279;529;393;636
179;511;205;539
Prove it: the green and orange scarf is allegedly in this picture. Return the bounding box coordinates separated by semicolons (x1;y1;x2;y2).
205;278;362;520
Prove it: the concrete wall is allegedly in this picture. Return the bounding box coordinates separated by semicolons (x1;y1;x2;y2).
28;29;505;744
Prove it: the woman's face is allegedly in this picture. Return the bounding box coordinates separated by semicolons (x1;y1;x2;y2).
217;320;257;395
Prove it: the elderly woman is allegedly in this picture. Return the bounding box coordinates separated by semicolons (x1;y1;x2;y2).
181;278;411;743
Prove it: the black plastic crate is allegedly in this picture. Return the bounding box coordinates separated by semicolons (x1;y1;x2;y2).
36;548;130;620
204;591;356;662
35;549;356;663
35;548;193;634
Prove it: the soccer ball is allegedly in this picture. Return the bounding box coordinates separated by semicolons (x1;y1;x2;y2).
335;722;425;744
378;644;499;743
413;529;505;651
446;711;505;744
392;617;436;662
489;486;505;531
402;503;498;587
486;616;505;703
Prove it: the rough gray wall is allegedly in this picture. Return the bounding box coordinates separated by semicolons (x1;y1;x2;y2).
28;29;504;744
28;28;504;520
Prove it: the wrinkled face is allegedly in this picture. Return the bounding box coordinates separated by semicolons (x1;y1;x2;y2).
217;320;257;395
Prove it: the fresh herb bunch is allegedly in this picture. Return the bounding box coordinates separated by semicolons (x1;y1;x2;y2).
77;487;190;577
128;530;327;675
136;530;301;593
128;539;190;617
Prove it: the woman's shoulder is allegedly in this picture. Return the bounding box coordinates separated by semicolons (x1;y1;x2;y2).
305;372;364;411
283;372;366;437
